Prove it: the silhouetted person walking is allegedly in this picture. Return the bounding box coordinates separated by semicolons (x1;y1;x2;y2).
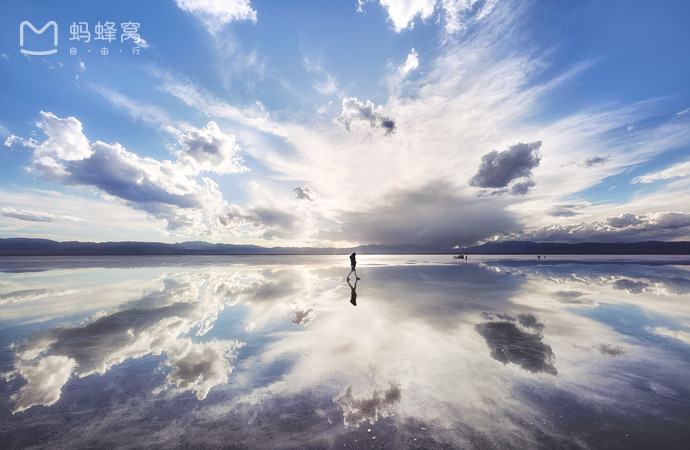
347;252;360;281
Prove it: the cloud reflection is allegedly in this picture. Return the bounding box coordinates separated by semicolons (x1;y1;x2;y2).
476;313;557;375
5;355;77;414
5;272;242;413
2;257;690;448
335;384;402;428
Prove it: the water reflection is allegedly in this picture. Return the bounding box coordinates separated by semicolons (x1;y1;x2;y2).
476;313;557;375
347;278;358;306
1;256;689;448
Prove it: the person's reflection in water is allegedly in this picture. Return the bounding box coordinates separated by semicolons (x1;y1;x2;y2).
347;278;358;306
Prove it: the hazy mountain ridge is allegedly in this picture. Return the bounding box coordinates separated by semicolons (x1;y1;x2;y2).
0;238;689;255
0;238;447;255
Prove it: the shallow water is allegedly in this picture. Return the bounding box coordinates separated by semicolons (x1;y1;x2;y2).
1;255;689;448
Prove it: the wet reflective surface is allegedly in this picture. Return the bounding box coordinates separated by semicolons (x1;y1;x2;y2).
1;255;690;448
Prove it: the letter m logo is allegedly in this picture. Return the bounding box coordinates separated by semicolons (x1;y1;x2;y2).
20;21;58;55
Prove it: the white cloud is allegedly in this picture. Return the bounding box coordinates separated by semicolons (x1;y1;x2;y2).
632;161;690;184
28;112;239;237
174;121;247;175
174;0;257;34
0;188;167;243
336;97;396;135
398;48;419;77
302;54;341;96
316;101;333;114
648;326;690;344
379;0;436;32
33;111;91;161
505;211;690;243
676;107;690;117
377;0;496;34
219;181;320;241
4;134;22;147
134;36;150;49
154;69;277;135
92;85;174;129
76;60;85;80
1;206;82;223
440;0;480;33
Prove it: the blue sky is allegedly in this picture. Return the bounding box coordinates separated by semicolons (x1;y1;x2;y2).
1;0;689;247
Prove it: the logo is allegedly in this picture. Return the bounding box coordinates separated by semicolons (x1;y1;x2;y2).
20;21;58;55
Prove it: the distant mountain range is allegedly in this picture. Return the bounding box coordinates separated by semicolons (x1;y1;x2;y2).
0;238;446;256
0;238;689;255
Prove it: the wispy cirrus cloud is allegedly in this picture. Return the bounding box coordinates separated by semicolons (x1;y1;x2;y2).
373;0;497;33
398;48;419;77
1;206;82;223
174;0;257;34
632;161;690;184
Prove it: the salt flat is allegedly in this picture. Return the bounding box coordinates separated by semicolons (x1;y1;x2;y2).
2;255;689;448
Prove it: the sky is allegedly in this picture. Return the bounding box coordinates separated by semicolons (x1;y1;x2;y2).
0;0;689;248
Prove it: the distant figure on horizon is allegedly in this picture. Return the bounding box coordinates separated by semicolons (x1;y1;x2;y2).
348;278;358;306
347;252;361;281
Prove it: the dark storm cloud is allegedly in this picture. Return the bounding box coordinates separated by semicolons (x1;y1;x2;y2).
475;314;557;375
597;344;625;356
548;203;586;217
334;384;401;427
293;185;317;201
607;213;643;228
336;97;396;135
584;156;609;167
517;313;544;332
292;308;316;326
469;141;541;195
325;180;519;248
381;119;396;135
509;179;535;195
220;204;307;240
